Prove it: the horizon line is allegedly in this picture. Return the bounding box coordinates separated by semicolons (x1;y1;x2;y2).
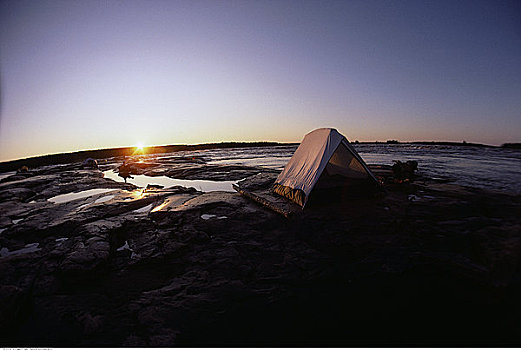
1;139;517;165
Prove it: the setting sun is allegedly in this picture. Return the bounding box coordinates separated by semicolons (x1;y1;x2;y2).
135;142;144;152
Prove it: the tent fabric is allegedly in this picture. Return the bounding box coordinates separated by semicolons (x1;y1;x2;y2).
273;128;379;207
272;183;306;207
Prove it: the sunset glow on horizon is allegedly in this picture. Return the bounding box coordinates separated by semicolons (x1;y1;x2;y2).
1;0;520;162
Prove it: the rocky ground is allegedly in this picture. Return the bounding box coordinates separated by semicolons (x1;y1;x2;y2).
0;155;520;346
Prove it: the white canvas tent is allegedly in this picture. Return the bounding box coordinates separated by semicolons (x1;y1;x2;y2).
273;128;380;207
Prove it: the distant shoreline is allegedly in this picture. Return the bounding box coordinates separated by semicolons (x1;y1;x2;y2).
0;142;294;172
0;140;518;172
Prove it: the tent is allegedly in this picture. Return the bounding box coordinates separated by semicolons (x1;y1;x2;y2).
273;128;380;207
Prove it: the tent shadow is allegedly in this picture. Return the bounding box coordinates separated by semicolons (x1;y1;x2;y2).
304;180;383;211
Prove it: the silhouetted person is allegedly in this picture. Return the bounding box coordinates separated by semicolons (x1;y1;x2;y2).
118;161;133;183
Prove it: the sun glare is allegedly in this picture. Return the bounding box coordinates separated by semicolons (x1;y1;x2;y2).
135;142;144;151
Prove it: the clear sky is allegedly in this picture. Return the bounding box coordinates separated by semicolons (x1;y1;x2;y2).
1;0;520;161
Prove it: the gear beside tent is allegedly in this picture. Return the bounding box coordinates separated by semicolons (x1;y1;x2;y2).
272;128;380;207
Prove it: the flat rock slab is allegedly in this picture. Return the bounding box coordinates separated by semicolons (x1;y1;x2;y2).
233;183;301;218
233;167;402;218
234;173;298;215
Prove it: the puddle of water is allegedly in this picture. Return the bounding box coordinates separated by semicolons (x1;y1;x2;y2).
0;243;41;258
133;203;153;213
150;201;168;213
122;189;146;200
201;214;216;220
201;214;228;220
12;218;23;224
117;240;131;251
55;237;68;246
49;188;116;204
94;195;115;204
103;170;236;192
408;195;420;202
115;240;140;259
408;194;434;202
0;228;6;234
77;203;90;210
77;194;116;210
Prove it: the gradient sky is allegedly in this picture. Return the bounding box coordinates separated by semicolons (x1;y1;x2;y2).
1;0;520;161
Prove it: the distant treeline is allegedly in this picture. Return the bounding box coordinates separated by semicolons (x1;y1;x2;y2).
352;140;496;147
353;140;521;148
0;142;296;173
387;141;519;148
409;141;494;147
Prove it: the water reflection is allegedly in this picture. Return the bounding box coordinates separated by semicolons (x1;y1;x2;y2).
49;188;117;204
133;204;153;213
103;170;237;192
94;195;115;204
150;201;168;213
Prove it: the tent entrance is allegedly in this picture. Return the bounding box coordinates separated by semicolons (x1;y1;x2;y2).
306;143;379;205
314;142;375;191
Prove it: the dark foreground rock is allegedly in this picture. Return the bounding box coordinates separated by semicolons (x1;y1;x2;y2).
0;158;520;347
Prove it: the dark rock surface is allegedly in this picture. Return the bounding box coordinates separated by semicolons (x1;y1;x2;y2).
0;155;520;346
